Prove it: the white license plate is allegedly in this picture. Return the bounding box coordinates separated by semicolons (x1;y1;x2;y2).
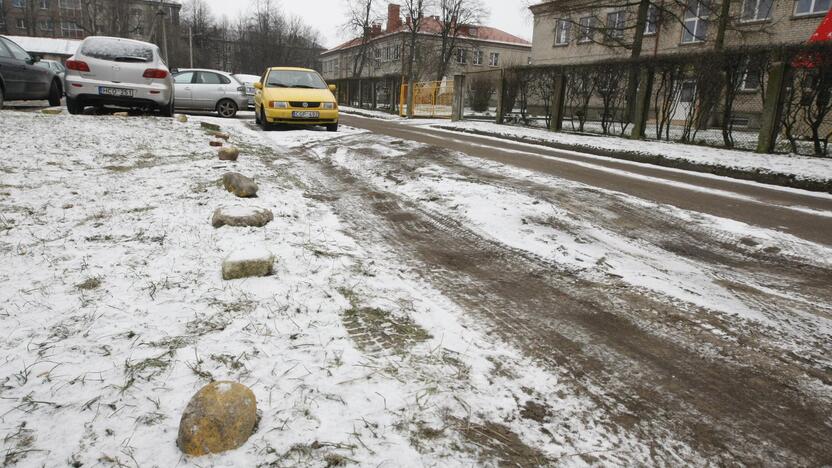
99;87;134;98
292;111;319;119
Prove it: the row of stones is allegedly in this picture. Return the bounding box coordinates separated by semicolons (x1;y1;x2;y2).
177;122;268;457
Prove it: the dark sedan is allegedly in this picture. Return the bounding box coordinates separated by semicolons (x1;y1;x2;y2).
0;35;62;109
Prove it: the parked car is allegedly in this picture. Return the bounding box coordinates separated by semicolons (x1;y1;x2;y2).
64;36;174;116
0;35;62;108
172;68;248;118
254;67;339;132
233;73;261;109
35;59;66;94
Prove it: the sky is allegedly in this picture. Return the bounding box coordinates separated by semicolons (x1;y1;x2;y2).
196;0;534;49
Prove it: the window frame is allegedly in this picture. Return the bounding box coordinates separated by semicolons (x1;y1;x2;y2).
794;0;831;16
555;18;572;45
681;0;710;44
645;4;659;35
606;10;626;40
740;0;774;22
578;16;596;43
489;52;499;67
456;47;467;65
472;49;483;66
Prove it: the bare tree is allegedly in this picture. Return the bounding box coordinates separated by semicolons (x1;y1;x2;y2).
402;0;430;118
434;0;487;81
343;0;383;78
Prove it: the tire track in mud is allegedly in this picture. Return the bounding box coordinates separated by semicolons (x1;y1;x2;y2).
282;137;832;466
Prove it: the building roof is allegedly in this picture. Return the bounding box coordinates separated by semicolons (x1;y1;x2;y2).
322;17;531;56
4;36;81;56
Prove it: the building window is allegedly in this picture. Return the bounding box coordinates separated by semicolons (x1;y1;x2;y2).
468;26;478;37
489;52;499;67
456;48;467;64
16;18;26;29
741;64;762;91
39;19;53;31
12;0;24;7
682;0;710;44
60;20;82;38
606;11;626;40
393;44;400;60
473;49;483;65
40;0;48;8
741;0;773;21
59;0;80;11
680;80;697;102
578;16;596;43
645;5;659;35
555;19;571;45
794;0;831;15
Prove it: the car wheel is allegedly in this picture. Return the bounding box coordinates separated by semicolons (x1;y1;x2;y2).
48;80;61;107
159;97;174;118
326;123;339;133
255;107;261;124
0;86;4;110
259;107;270;130
217;99;238;118
66;96;84;115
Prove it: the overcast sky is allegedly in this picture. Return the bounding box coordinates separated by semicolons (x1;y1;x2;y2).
197;0;534;49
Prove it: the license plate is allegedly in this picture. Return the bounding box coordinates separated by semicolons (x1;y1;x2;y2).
292;111;319;119
99;87;134;98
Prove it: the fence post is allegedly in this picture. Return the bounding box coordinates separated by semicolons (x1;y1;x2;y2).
757;61;788;154
549;72;566;132
630;67;654;140
452;74;466;121
495;69;505;125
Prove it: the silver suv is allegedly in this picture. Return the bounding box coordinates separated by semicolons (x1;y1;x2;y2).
64;36;173;116
172;69;248;118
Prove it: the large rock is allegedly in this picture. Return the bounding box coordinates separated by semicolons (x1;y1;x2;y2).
218;147;240;161
223;172;258;198
222;247;275;280
209;131;231;140
177;114;189;123
200;121;221;131
177;381;258;457
212;206;273;228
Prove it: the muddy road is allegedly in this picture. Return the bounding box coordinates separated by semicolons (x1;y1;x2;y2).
253;124;832;466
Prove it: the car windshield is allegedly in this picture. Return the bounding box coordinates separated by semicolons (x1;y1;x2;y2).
266;70;327;89
81;38;154;63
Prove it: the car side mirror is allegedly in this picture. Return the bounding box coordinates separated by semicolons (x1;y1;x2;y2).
29;54;41;64
328;84;337;93
253;82;263;90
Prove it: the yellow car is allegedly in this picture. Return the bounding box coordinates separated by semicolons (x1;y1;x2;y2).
254;67;339;132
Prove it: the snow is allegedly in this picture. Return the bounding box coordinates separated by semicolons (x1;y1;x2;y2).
215;205;267;218
340;106;402;120
435;120;832;184
224;245;274;263
0;111;680;466
5;35;81;57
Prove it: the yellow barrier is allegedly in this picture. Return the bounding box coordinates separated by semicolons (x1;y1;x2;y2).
399;80;454;118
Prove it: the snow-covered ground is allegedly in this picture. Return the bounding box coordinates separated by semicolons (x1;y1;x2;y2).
434;120;832;184
0;111;667;466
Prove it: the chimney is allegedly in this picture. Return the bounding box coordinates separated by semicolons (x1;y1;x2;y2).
371;23;383;36
387;3;402;32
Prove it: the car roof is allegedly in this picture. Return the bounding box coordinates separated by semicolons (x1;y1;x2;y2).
176;68;232;75
267;67;317;72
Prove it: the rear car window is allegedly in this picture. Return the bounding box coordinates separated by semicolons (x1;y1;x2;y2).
81;38;154;63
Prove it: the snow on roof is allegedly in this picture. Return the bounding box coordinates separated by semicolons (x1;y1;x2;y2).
4;35;81;56
322;18;531;55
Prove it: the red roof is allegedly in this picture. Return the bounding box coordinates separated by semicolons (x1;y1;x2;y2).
324;17;530;54
809;8;832;43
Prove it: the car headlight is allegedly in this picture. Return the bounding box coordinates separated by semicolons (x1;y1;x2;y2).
322;102;336;110
270;101;289;109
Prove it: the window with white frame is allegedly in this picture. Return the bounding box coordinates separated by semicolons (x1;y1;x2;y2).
489;52;499;66
59;0;80;11
16;18;26;29
682;0;710;43
12;0;24;7
60;19;82;37
555;19;571;45
794;0;831;15
39;19;53;31
645;4;659;35
578;16;596;43
473;49;483;65
393;44;400;60
606;11;626;39
741;63;762;90
40;0;48;8
456;48;467;64
741;0;773;21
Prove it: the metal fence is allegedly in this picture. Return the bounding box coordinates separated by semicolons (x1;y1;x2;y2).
459;43;832;157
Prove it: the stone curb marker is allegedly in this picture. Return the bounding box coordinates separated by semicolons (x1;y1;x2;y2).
212;206;273;228
223;172;258;198
219;147;240;161
177;381;258;456
222;247;275;280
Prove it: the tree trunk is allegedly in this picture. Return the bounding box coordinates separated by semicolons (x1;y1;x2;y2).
625;0;652;122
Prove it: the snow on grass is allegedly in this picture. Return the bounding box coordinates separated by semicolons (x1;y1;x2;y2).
339;106;402;120
0;111;677;466
436;120;832;183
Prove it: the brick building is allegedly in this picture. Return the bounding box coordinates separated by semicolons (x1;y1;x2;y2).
529;0;829;65
0;0;179;42
321;3;531;110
